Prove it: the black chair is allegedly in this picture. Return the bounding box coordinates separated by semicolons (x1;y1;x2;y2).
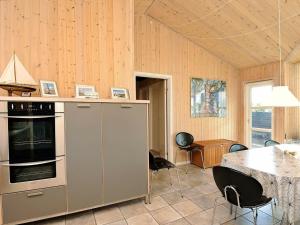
175;132;205;172
229;143;248;153
211;166;274;225
148;152;183;203
265;139;280;147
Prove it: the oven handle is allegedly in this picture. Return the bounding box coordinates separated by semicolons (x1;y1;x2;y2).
1;158;63;167
0;115;62;119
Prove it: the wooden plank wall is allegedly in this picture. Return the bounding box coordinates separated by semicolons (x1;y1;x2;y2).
135;15;239;162
0;0;134;98
239;62;286;144
286;63;300;139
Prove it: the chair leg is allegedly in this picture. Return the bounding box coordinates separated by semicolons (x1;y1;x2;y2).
280;212;285;225
200;150;206;170
252;208;258;225
168;168;173;186
230;204;233;215
211;197;218;225
185;151;189;174
271;202;275;225
234;205;238;220
175;167;183;198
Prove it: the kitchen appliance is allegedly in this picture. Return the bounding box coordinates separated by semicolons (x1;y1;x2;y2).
0;101;66;194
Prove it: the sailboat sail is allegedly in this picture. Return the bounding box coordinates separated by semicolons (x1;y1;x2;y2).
0;56;16;84
14;55;37;86
0;54;37;86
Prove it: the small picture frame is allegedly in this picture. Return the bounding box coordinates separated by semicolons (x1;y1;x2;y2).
75;84;98;98
40;80;59;97
111;87;129;99
21;92;31;97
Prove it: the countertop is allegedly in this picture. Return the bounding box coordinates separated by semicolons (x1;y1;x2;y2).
0;96;150;104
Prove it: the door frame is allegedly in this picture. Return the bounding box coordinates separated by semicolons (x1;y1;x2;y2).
134;72;173;162
244;80;274;147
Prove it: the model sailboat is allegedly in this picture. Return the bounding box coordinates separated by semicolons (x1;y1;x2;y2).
0;53;37;96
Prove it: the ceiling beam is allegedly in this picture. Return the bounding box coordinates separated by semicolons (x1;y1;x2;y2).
134;0;155;15
285;43;300;63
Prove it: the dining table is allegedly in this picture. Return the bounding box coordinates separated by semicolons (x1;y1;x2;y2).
221;144;300;225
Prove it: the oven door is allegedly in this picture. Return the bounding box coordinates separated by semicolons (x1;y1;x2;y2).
0;156;66;194
0;113;64;161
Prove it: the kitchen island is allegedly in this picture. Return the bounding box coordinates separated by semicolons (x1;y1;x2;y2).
0;97;149;225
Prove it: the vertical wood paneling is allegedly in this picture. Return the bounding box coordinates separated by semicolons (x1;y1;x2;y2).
286;63;300;139
0;0;134;98
113;0;134;97
135;15;239;162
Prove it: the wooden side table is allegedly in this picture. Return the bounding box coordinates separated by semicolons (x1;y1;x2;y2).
191;139;236;168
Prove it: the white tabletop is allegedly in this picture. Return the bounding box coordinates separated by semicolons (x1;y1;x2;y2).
222;144;300;178
222;145;300;224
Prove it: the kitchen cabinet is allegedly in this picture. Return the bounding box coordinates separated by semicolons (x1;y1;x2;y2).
101;103;148;203
0;98;149;225
2;186;66;224
65;103;103;212
191;139;236;168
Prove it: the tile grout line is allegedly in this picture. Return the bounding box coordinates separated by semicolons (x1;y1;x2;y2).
118;204;131;224
92;210;97;225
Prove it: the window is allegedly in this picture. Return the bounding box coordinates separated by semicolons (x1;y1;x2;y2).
246;81;273;148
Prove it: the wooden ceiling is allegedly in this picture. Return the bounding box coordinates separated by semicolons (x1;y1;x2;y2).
135;0;300;68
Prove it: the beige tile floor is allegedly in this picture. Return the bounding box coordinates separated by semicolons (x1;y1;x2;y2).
24;165;288;225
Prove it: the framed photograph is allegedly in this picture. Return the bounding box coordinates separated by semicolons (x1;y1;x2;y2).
40;80;59;97
21;92;31;97
111;88;129;99
75;84;98;98
191;78;226;118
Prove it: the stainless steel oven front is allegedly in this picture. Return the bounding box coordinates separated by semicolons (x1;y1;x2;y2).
0;101;66;194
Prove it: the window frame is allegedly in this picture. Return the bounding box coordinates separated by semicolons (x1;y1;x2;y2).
245;80;274;148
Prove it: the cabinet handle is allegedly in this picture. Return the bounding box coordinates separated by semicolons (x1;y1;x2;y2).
0;115;61;119
1;158;63;167
27;191;43;198
121;104;133;109
77;104;91;108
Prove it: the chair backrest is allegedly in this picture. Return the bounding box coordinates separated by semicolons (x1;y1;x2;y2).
229;144;248;153
149;152;158;171
212;166;263;207
176;132;194;147
149;152;156;170
265;139;280;147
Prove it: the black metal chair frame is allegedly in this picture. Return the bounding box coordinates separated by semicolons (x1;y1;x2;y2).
229;143;248;153
175;132;205;173
211;187;276;225
211;166;277;225
264;139;280;147
148;153;183;204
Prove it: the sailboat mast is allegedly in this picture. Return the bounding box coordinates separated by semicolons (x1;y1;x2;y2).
13;51;17;84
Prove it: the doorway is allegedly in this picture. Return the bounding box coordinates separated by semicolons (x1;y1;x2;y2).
134;72;172;161
245;81;274;148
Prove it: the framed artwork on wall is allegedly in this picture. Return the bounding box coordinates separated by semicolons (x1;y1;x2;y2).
191;78;226;117
40;80;59;97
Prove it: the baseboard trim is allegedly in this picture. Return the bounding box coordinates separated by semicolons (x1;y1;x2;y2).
175;161;191;166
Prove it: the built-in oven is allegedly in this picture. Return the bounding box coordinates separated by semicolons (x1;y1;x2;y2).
0;101;66;194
